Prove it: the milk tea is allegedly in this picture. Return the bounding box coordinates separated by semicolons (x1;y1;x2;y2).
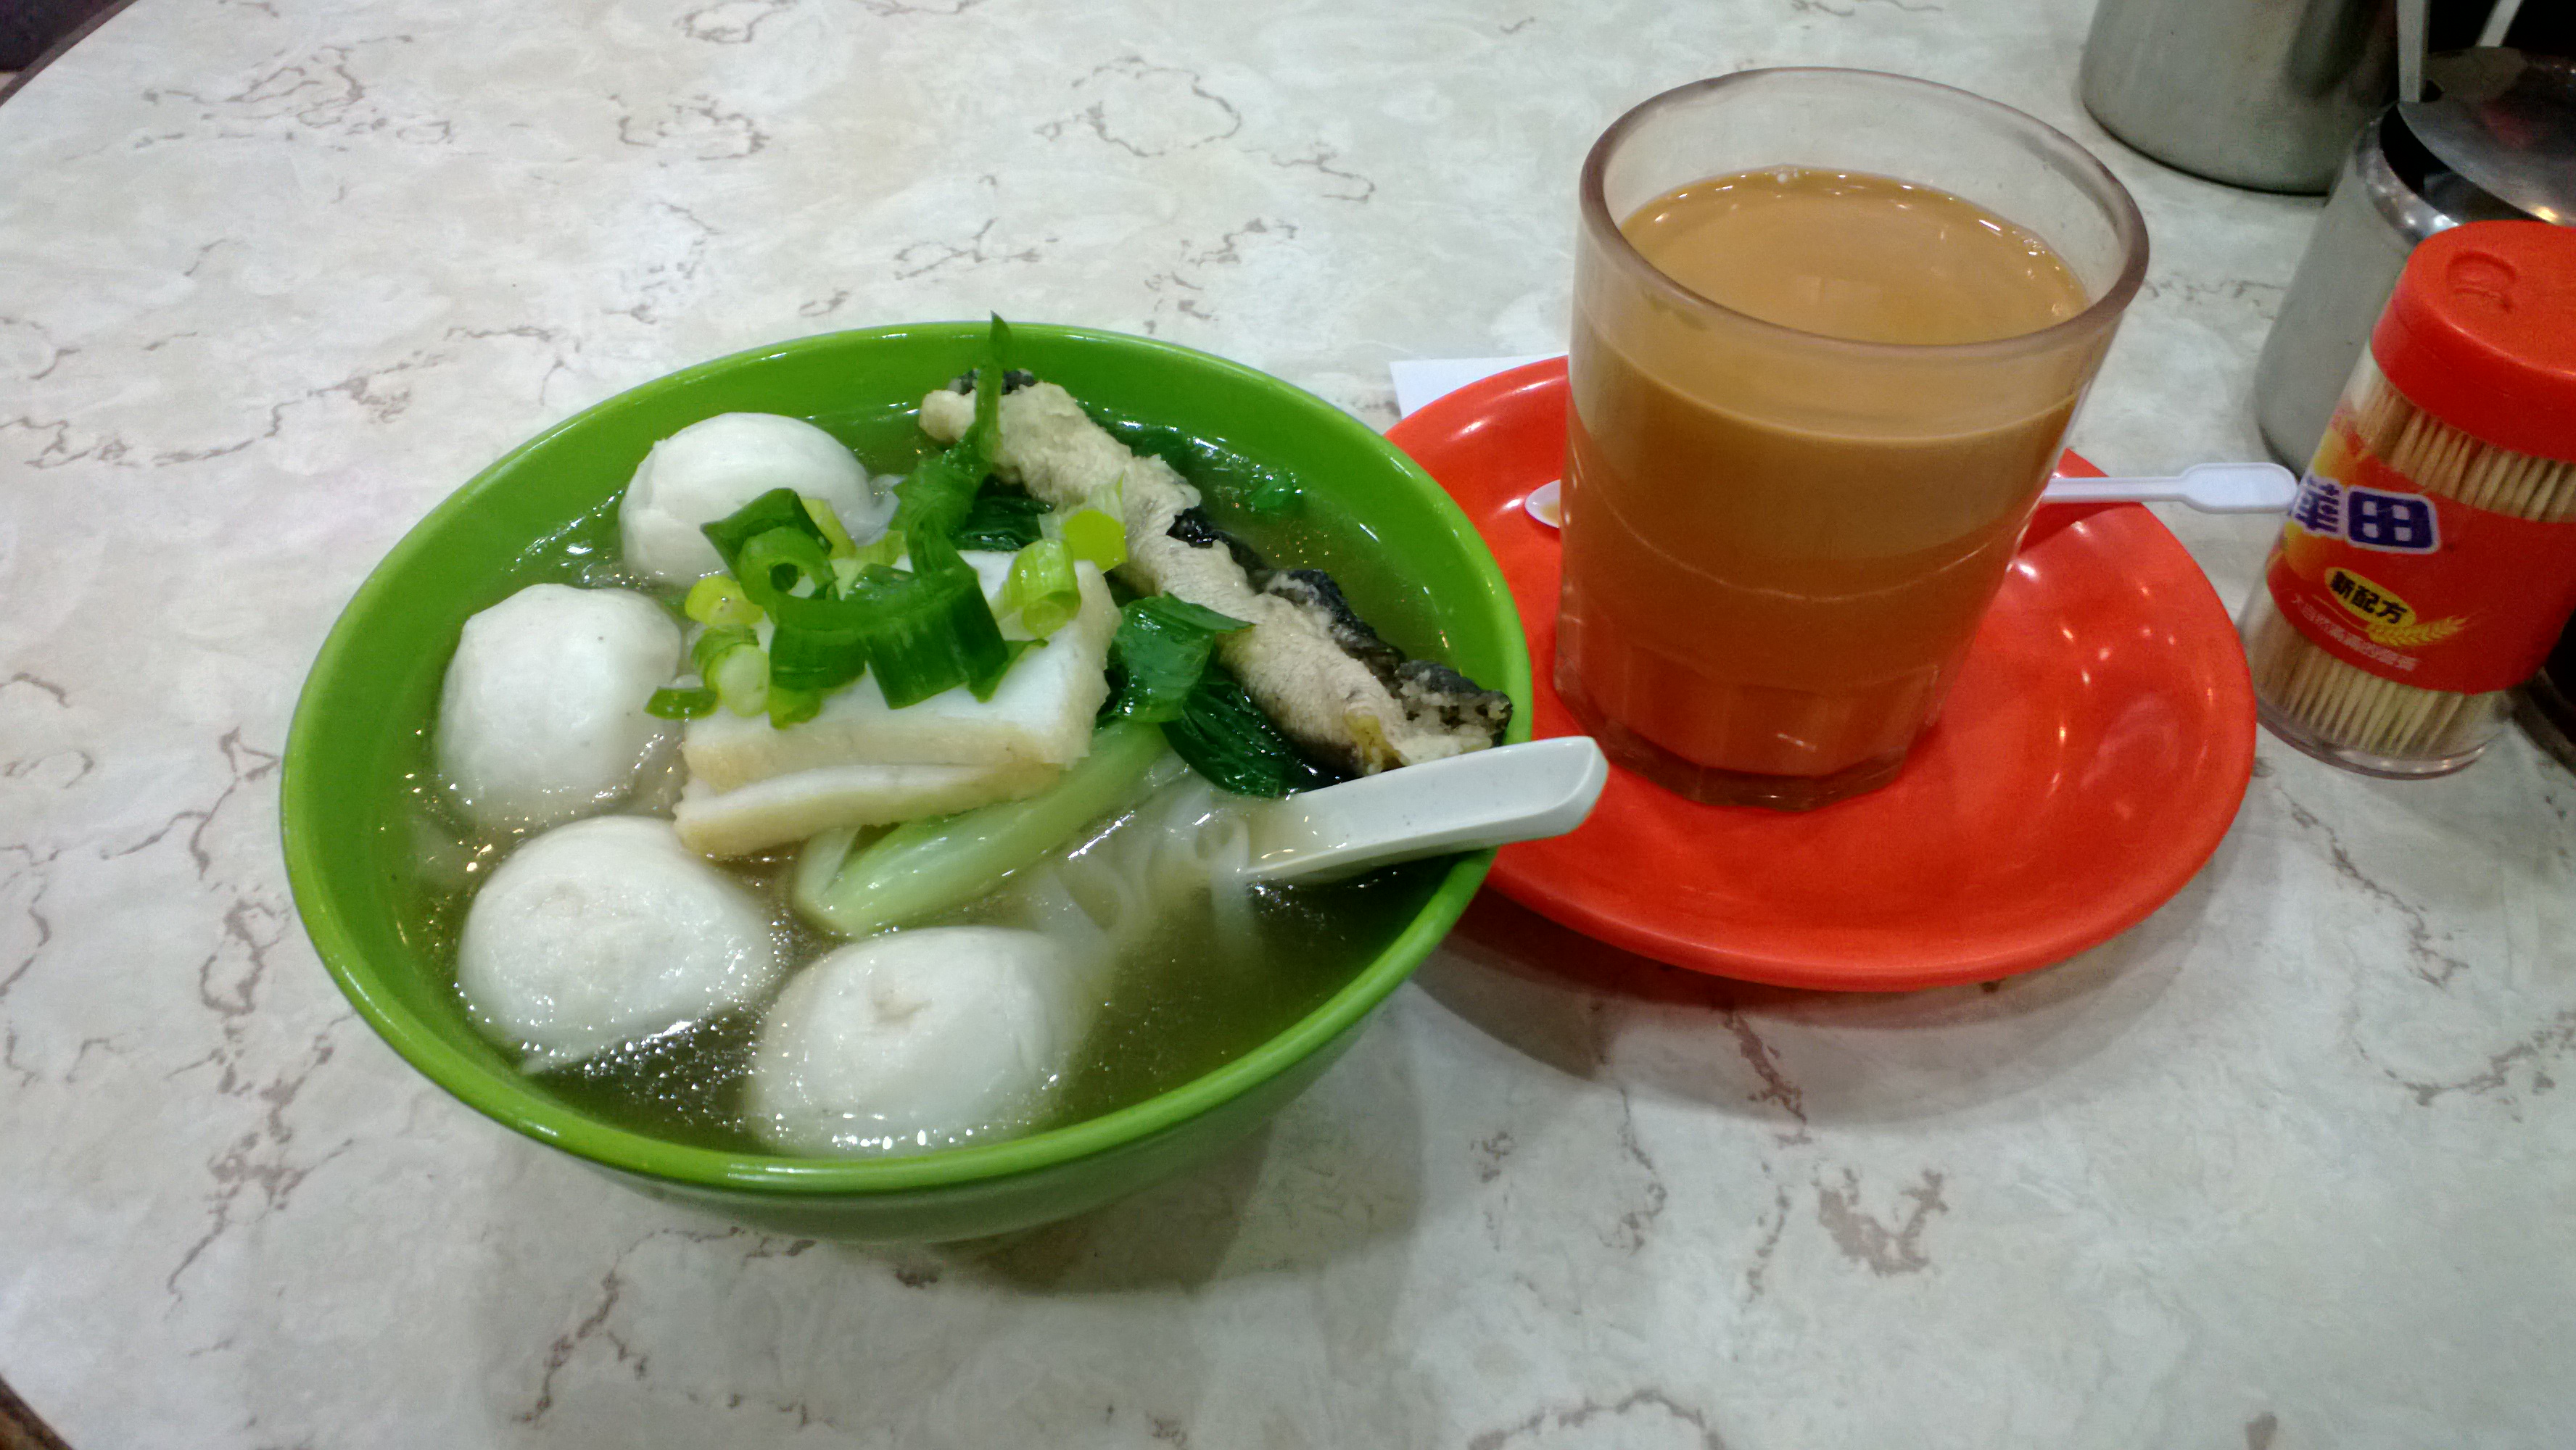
1559;167;2089;801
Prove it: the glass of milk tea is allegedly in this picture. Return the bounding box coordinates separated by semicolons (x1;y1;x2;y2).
1559;69;2148;809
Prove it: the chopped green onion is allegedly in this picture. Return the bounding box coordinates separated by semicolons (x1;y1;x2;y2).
803;497;859;558
767;684;822;729
702;488;829;576
978;314;1011;443
975;638;1041;700
839;558;1012;708
764;584;881;695
849;526;907;569
1106;595;1250;724
693;324;1025;729
1057;503;1126;572
693;626;768;716
690;624;754;678
645;684;717;720
683;576;763;627
735;526;835;608
1002;539;1081;639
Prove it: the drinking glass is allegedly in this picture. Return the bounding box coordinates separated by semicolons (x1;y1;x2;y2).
1558;69;2150;808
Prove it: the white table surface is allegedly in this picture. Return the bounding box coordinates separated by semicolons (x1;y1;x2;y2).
4;1;2571;1446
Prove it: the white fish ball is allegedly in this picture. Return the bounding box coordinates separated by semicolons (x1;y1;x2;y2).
437;584;682;831
748;927;1098;1156
457;815;783;1068
619;413;893;586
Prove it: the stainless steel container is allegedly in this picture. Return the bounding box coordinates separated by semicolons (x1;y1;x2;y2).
2256;114;2486;463
2253;51;2574;465
2081;0;2396;193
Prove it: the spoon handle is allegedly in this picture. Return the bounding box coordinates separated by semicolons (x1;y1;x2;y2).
2044;462;2298;513
1244;737;1609;884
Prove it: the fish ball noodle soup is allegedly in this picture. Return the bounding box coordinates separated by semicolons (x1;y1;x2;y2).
399;323;1511;1160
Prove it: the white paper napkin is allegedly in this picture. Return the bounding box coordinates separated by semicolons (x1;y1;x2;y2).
1388;356;1558;418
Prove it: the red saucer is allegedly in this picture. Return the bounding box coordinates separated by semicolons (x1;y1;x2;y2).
1391;358;2256;991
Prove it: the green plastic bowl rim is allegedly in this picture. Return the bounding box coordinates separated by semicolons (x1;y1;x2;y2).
281;321;1531;1198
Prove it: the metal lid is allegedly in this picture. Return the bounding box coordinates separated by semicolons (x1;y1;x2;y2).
2402;49;2576;225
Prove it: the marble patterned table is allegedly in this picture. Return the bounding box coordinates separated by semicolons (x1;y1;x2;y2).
4;1;2571;1446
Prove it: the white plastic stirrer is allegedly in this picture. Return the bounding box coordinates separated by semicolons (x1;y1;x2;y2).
2037;461;2298;513
1519;460;2297;528
1242;737;1609;885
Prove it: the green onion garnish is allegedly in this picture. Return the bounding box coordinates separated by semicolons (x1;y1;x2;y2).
690;318;1028;728
802;496;859;559
735;525;835;608
1058;503;1126;572
683;575;762;627
767;684;822;729
693;626;769;716
1002;539;1081;639
841;558;1014;708
849;526;908;569
701;488;827;575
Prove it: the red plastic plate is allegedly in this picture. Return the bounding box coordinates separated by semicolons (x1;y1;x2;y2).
1391;357;2256;990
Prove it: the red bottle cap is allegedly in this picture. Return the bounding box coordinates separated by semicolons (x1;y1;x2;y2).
2371;220;2576;463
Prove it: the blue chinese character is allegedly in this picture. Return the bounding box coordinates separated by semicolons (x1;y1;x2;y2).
2288;473;2343;537
2348;488;2438;552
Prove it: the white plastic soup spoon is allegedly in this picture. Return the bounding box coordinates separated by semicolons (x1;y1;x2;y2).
1242;737;1609;885
1521;460;2297;529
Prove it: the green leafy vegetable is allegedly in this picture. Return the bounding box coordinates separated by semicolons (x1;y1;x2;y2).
645;684;717;720
954;487;1050;552
1105;595;1251;724
1243;473;1300;515
892;441;984;544
790;718;1171;937
1165;668;1341;798
891;315;1012;544
1001;539;1081;639
1101;418;1298;517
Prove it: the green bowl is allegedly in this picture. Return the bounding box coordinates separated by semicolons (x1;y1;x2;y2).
281;323;1530;1240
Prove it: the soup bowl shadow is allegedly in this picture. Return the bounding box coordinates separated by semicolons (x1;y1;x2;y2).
1421;833;2218;1132
282;322;1530;1242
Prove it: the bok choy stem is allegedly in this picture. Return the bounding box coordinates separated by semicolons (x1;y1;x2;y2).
788;719;1174;937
